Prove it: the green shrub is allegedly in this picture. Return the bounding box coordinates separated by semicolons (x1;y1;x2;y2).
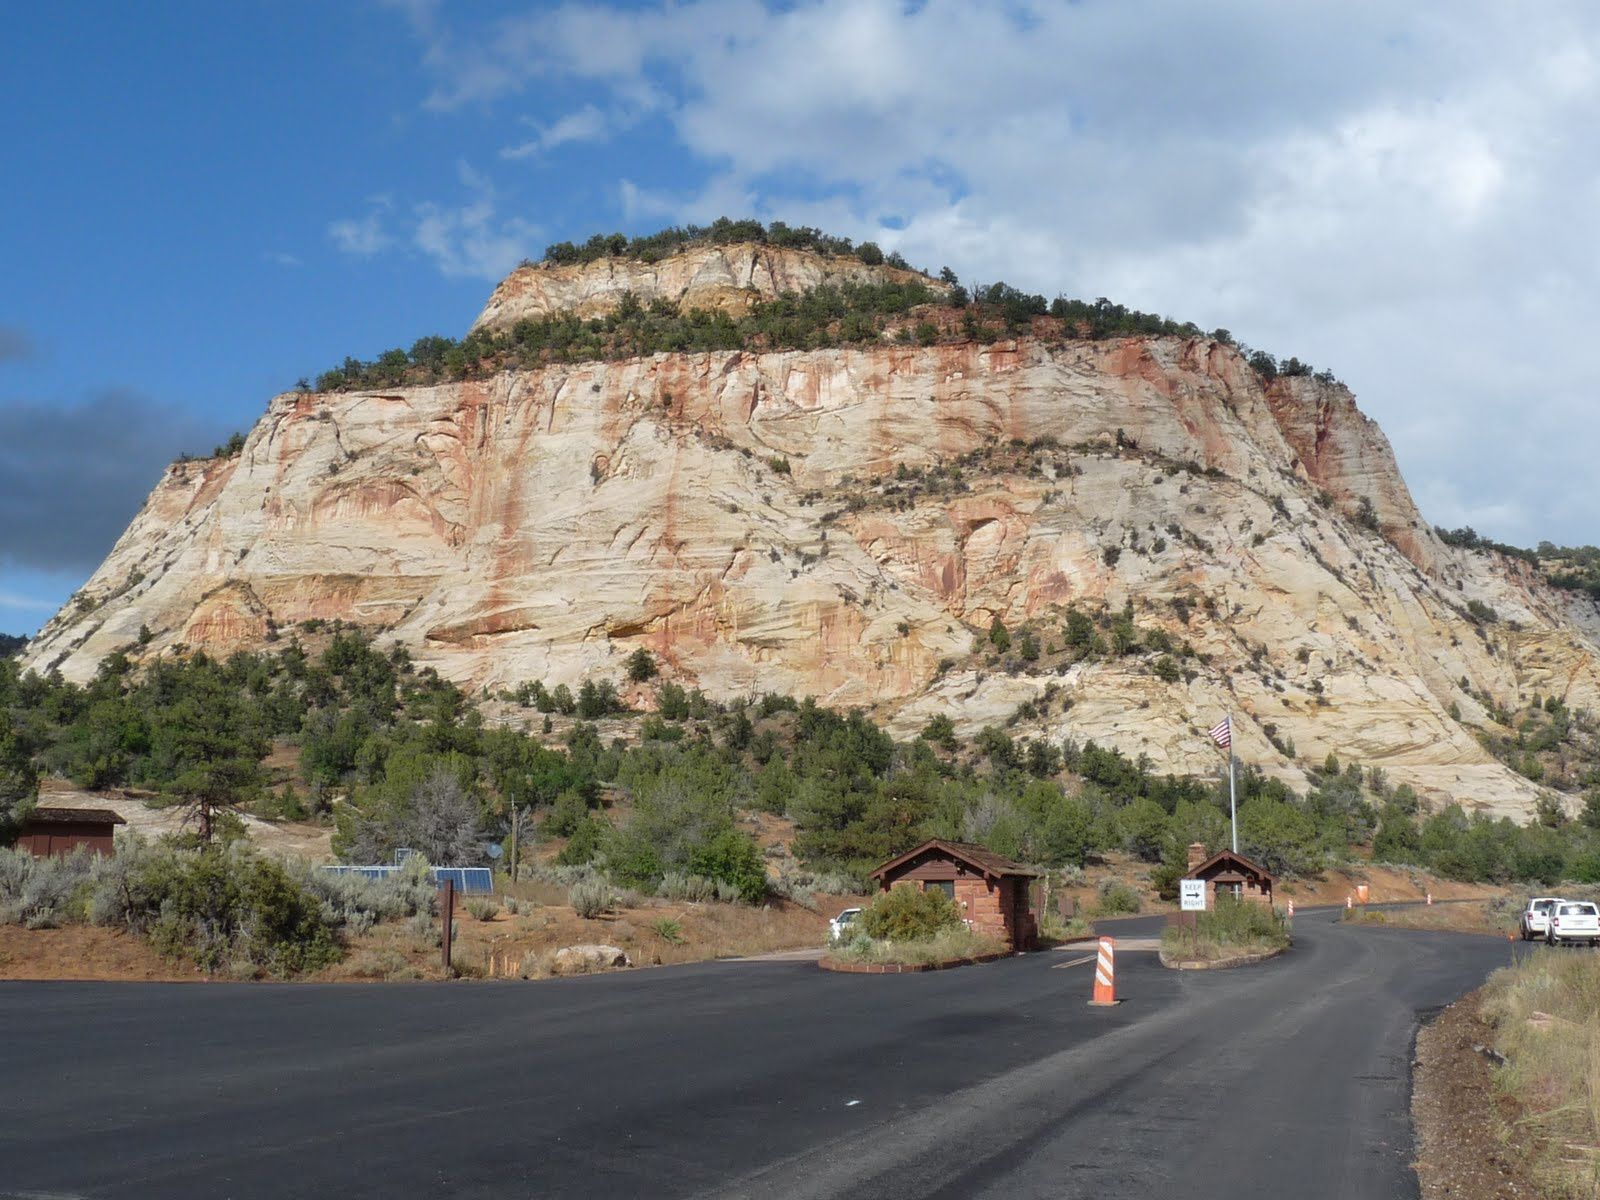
687;828;768;903
831;923;1004;965
1095;879;1143;915
859;885;962;942
650;917;684;944
121;845;342;976
625;648;658;682
1163;897;1289;961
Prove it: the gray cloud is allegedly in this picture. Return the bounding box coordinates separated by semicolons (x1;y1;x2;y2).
0;324;37;364
0;390;232;573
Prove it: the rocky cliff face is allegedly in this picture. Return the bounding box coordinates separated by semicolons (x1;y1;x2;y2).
25;249;1600;821
473;242;936;330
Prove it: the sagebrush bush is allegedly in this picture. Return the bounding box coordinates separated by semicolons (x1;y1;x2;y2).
859;886;962;942
528;863;604;888
0;848;95;928
570;877;613;918
658;871;718;902
465;898;499;922
407;910;440;946
1095;879;1143;915
294;857;437;930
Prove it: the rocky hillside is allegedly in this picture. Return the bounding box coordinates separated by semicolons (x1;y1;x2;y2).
24;242;1600;820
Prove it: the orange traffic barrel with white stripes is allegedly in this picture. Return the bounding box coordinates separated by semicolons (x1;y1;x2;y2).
1089;936;1119;1006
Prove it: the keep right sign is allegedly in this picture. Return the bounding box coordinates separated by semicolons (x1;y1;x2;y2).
1179;879;1206;912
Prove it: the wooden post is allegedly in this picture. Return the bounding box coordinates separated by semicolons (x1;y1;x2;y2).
441;878;455;974
509;805;520;884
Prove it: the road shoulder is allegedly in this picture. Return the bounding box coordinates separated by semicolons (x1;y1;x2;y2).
1412;988;1537;1199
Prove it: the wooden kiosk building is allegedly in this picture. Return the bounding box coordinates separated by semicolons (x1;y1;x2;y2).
14;807;126;858
870;839;1039;951
1185;843;1275;909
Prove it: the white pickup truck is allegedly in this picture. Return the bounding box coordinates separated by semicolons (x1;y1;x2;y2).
1547;901;1600;947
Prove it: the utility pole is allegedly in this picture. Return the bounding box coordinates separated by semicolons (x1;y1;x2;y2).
441;878;455;975
509;804;520;884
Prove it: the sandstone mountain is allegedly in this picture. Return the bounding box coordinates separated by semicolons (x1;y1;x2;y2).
24;244;1600;820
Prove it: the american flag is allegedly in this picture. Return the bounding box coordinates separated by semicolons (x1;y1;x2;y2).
1208;716;1232;749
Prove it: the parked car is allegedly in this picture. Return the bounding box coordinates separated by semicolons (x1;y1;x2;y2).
1547;901;1600;947
829;907;863;942
1521;897;1566;941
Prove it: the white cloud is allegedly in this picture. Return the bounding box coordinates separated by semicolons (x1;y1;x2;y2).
264;251;302;268
412;161;540;280
390;0;1600;546
328;213;392;257
501;104;611;159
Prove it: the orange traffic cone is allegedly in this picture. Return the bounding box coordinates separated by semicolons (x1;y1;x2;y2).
1089;937;1120;1006
1346;895;1353;910
1287;900;1295;918
1426;892;1433;906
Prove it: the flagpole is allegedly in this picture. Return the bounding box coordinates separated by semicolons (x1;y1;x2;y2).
1227;712;1238;854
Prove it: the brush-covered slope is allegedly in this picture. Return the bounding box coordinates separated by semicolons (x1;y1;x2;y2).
24;242;1600;820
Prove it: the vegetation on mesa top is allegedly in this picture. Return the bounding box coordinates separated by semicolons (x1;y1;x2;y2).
539;215;892;267
306;218;1336;394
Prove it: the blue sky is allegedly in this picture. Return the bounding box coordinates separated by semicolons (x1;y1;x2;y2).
4;0;1600;637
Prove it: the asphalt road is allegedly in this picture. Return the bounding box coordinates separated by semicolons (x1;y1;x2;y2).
0;911;1517;1199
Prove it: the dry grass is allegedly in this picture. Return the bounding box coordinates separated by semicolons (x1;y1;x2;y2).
1161;899;1289;963
1342;899;1520;937
1482;949;1600;1197
829;925;1005;967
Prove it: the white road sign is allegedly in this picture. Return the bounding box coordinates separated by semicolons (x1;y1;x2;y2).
1179;879;1206;912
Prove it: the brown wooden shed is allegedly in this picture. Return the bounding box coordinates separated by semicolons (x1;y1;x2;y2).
1186;844;1274;908
870;840;1039;951
15;807;126;858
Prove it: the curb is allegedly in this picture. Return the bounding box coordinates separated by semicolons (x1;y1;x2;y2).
819;951;1010;974
1158;944;1288;971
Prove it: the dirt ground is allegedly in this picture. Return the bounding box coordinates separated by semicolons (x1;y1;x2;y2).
0;925;203;982
315;885;855;982
37;778;334;861
1413;990;1540;1198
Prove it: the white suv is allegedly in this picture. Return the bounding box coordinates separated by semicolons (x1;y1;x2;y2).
1520;896;1566;941
1548;901;1600;947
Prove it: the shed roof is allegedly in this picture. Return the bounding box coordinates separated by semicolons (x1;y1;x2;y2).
1190;848;1273;883
870;839;1040;882
25;807;127;826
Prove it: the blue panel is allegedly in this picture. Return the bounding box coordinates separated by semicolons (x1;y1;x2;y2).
325;865;493;893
